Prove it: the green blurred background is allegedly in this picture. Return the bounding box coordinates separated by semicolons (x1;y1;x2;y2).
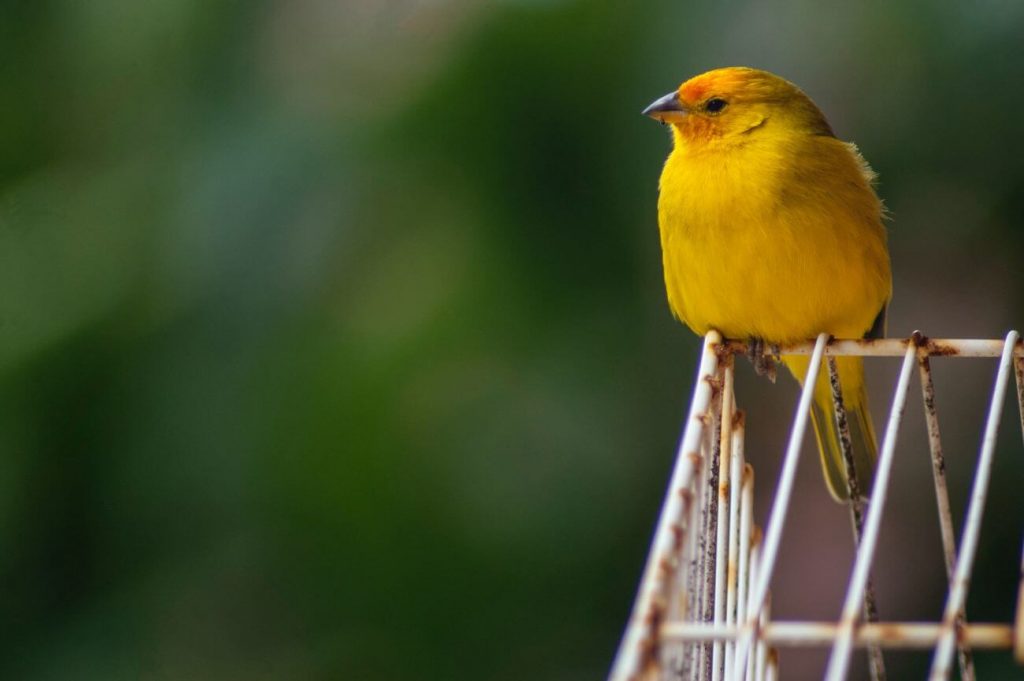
1;1;1022;679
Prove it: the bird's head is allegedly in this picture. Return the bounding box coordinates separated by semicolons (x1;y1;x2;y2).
643;67;834;147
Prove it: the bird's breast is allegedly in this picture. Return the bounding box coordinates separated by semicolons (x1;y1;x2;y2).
656;142;890;343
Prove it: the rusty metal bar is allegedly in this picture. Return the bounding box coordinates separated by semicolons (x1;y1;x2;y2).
746;519;763;680
609;331;723;681
826;356;886;681
698;366;726;681
734;333;830;676
929;331;1021;680
723;337;1024;358
916;348;976;681
723;416;745;680
690;386;721;681
763;649;778;681
711;360;736;681
733;465;754;680
756;592;770;681
825;341;918;681
662;622;1014;649
681;409;711;678
678;392;716;678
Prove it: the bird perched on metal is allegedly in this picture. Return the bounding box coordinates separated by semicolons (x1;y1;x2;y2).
644;67;892;500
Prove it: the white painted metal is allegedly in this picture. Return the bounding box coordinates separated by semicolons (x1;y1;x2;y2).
662;622;1013;648
723;421;745;680
824;341;918;681
725;337;1024;358
929;331;1021;679
734;333;830;675
608;332;1024;681
711;362;736;681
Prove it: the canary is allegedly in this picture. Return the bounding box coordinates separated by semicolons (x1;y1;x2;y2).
644;67;892;501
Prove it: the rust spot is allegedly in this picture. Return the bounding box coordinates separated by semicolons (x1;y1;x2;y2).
827;355;863;501
704;373;724;395
638;601;665;672
751;525;763;547
636;650;659;681
917;356;950;477
924;391;940;418
874;622;906;643
643;599;664;628
670;523;684;550
687;452;702;469
727;559;737;586
919;358;937;411
743;463;754;484
720;481;730;499
911;330;961;356
722;339;746;356
935;617;956;637
927;341;961;356
767;648;779;665
732;409;746;428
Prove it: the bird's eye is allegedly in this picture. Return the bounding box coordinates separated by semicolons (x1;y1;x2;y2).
705;98;727;113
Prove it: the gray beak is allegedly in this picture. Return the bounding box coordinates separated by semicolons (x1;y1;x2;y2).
642;91;688;123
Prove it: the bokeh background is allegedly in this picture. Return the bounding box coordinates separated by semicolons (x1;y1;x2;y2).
1;1;1023;679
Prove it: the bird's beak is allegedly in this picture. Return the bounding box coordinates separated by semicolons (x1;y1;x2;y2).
642;91;688;123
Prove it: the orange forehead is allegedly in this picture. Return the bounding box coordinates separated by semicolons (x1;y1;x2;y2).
678;80;710;104
677;67;771;107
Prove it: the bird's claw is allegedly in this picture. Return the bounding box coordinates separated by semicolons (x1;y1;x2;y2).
746;338;779;383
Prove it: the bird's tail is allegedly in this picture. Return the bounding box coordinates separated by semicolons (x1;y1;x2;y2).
782;354;878;501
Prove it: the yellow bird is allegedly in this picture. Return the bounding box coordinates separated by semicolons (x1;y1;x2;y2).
643;67;892;500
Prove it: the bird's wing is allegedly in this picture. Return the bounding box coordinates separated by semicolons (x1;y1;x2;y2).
866;303;888;339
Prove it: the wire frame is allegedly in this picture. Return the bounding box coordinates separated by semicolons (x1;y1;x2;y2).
608;331;1024;681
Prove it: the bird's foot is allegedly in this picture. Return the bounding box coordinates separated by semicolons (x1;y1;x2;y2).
746;338;779;383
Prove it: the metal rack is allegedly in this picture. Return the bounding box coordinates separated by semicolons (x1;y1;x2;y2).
609;331;1024;681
